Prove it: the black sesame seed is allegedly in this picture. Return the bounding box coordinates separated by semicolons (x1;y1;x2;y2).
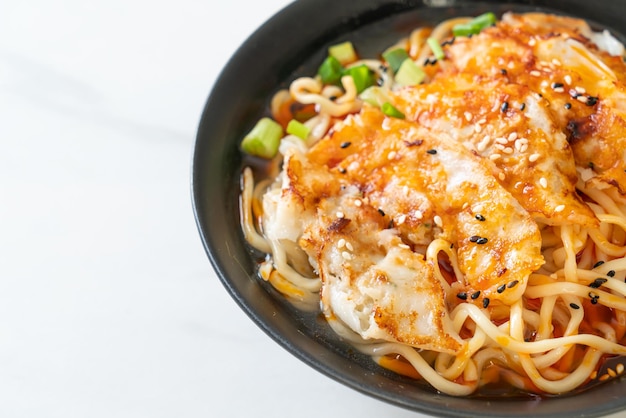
450;243;454;249
570;303;580;310
552;82;564;89
593;260;605;268
497;284;507;293
589;291;598;299
377;208;385;217
471;291;481;299
483;298;490;308
387;219;394;229
426;149;437;155
340;141;351;149
591;298;599;305
469;235;480;243
441;37;456;46
586;96;598;106
475;214;486;222
500;68;507;75
589;162;595;169
376;77;384;86
508;280;519;288
329;95;338;101
520;103;526;111
338;167;347;174
607;270;616;277
500;101;509;113
565;102;572;110
476;237;489;245
589;278;608;289
457;292;468;300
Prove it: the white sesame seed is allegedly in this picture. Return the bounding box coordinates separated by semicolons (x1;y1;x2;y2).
600;373;610;381
348;161;360;171
398;243;410;249
490;153;502;161
402;185;409;196
502;147;514;154
494;144;505;151
476;135;491;152
555;204;565;213
499;172;506;181
577;95;589;103
346;241;354;251
520;144;528;153
539;177;548;188
478;118;487;125
530;70;541;77
591;371;598;380
575;86;586;94
474;124;483;133
354;199;362;207
495;137;508;145
514;140;522;152
507;61;515;69
552;58;562;66
564;75;572;85
434;215;443;228
528;153;541;162
554;87;565;93
414;210;423;219
464;111;473;122
341;251;352;261
473;204;484;213
540;80;549;88
528;38;536;46
387;151;397;160
336;211;345;218
508;132;518;142
397;214;407;225
617;364;624;374
337;238;346;249
608;368;617;378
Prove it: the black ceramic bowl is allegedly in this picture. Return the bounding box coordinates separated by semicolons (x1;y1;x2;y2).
192;1;626;416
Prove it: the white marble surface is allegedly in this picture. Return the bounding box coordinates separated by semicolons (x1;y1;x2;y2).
0;1;423;417
1;1;624;418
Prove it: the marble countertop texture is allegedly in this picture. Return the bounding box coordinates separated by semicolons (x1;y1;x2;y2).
1;1;623;417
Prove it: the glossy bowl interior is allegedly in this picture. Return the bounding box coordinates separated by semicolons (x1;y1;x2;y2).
192;1;626;416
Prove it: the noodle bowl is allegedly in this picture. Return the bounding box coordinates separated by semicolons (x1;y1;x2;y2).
239;11;626;396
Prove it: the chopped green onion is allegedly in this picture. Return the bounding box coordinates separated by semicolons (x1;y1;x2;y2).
394;59;426;87
240;118;283;159
472;12;497;30
318;55;343;85
452;23;480;37
452;12;497;37
329;41;357;65
359;86;391;107
426;37;445;60
382;48;410;73
381;102;405;119
286;119;310;140
344;64;375;93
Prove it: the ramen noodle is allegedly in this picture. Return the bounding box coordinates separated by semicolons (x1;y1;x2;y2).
239;11;626;396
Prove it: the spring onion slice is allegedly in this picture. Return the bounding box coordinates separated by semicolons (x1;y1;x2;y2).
286;119;310;140
344;64;376;93
241;118;283;159
395;59;426;87
318;55;343;85
452;12;497;37
359;86;391;107
382;48;410;73
329;41;357;65
381;102;405;119
426;37;445;60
